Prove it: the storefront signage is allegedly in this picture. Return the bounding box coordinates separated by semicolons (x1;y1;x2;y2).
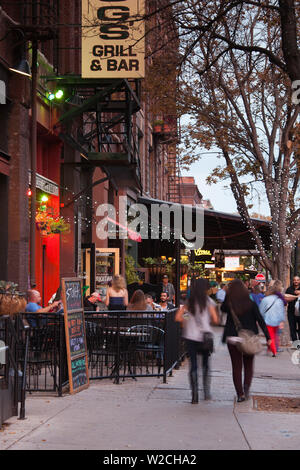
194;249;211;256
28;172;59;196
61;278;89;394
82;0;145;78
194;249;212;264
225;256;240;269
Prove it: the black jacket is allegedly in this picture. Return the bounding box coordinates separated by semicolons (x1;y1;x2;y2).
286;286;298;314
221;299;270;344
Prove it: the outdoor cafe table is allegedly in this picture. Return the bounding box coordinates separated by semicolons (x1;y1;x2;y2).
105;330;150;382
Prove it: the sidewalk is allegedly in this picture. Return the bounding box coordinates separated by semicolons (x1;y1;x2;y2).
1;329;300;450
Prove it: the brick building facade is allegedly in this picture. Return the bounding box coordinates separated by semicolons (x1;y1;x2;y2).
0;0;180;302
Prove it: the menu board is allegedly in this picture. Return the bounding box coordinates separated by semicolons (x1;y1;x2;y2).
71;357;89;390
64;280;82;311
68;311;86;358
95;248;119;302
61;278;89;394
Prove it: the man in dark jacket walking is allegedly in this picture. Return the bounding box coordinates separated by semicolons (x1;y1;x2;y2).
285;276;300;342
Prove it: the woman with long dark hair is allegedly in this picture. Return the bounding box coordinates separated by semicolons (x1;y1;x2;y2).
221;279;271;402
127;289;148;311
176;278;218;403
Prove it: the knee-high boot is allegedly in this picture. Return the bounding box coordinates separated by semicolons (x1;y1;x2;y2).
189;371;198;404
203;367;211;400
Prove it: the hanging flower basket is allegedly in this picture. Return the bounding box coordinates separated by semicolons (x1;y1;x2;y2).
36;209;70;236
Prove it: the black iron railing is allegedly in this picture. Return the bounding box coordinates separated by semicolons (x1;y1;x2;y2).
13;309;185;395
0;315;29;425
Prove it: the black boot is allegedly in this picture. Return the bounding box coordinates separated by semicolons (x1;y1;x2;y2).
244;385;250;400
203;369;211;400
189;371;198;404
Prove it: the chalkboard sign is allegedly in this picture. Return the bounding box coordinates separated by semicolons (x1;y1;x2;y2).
61;278;89;394
67;311;86;358
64;280;82;311
71;356;88;390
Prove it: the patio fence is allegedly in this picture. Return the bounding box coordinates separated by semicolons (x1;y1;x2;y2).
4;309;186;395
0;315;29;424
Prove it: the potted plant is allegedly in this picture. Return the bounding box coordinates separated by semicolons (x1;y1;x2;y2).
143;257;158;275
152;120;164;133
125;255;140;285
36;209;70;236
190;264;205;277
0;281;26;316
166;258;175;277
163;122;171;133
48;217;70;235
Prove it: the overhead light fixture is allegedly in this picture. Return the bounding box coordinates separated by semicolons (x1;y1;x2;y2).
47;89;64;102
55;89;64;99
9;58;31;78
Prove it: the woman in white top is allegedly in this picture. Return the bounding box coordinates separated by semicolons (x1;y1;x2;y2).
176;278;218;403
105;275;128;312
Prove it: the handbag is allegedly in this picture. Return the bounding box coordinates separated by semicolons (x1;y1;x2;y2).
229;302;263;356
197;332;214;354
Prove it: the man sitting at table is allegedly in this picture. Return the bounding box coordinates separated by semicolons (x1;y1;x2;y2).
159;292;175;311
25;289;60;327
84;292;102;313
145;293;161;311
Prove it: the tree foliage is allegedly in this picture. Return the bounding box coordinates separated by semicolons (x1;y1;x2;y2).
144;0;300;284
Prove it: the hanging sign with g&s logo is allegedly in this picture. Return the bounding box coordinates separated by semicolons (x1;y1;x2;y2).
82;0;145;78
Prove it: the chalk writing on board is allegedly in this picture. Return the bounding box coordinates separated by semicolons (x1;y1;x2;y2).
67;311;86;357
65;281;82;310
71;356;88;390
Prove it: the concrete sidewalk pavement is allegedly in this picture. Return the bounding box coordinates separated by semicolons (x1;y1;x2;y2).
1;329;300;450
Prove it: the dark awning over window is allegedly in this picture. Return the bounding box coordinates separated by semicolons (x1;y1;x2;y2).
138;196;271;251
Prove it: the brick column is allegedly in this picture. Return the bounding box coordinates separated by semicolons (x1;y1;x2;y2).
7;91;30;292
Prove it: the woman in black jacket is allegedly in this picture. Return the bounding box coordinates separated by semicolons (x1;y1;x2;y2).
221;279;271;402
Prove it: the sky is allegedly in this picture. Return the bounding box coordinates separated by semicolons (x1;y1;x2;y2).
181;155;271;216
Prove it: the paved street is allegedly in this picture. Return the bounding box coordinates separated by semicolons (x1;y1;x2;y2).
1;328;300;450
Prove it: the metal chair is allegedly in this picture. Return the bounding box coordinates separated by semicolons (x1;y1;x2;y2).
85;321;118;379
26;325;57;390
127;325;165;375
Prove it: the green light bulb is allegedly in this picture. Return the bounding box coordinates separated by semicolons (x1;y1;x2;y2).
55;89;64;99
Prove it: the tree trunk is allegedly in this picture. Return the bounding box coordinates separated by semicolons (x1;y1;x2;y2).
272;246;292;346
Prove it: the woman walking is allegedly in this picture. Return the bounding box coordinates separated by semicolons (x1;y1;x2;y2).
176;279;218;403
221;279;271;402
105;275;128;311
259;280;286;357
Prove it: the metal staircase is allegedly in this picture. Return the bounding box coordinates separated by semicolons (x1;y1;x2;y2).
167;145;181;204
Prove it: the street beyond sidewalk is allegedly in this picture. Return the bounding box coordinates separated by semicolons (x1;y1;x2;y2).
1;329;300;451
